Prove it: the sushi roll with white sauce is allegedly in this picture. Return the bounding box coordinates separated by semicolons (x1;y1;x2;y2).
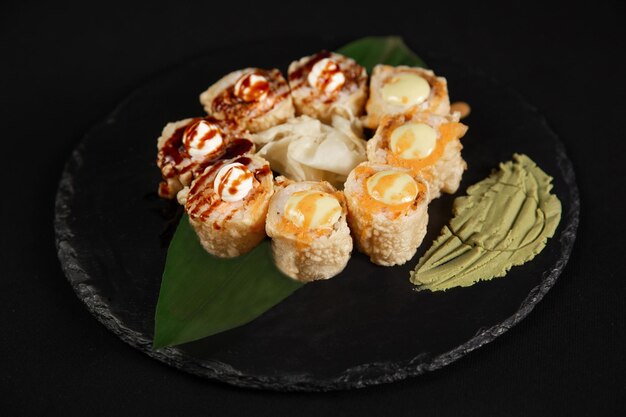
199;68;294;133
156;116;254;200
181;155;274;258
288;51;367;124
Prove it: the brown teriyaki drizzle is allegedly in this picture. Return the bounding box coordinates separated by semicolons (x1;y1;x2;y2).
157;116;254;199
212;69;290;122
235;72;270;102
182;119;221;155
185;155;269;222
289;50;364;97
288;51;332;85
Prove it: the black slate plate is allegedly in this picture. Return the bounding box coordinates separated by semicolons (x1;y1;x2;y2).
54;38;579;391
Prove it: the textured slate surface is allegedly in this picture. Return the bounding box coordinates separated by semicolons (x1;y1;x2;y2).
54;40;579;391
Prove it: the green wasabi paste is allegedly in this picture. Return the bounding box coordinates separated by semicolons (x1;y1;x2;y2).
410;154;562;291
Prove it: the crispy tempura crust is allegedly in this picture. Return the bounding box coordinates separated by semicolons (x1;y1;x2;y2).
364;65;450;129
288;52;368;124
367;112;467;200
344;163;430;266
200;68;295;133
265;178;353;282
185;155;274;258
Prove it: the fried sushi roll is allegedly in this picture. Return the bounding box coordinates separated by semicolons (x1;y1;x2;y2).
364;65;451;129
288;51;368;124
367;112;468;200
199;68;294;133
181;155;274;258
156;116;254;199
344;163;430;266
265;178;352;282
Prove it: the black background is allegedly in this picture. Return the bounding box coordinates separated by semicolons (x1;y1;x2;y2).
2;1;625;416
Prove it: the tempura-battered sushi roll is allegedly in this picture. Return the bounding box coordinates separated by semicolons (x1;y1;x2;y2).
344;163;430;266
265;178;352;282
288;51;368;123
156;116;254;199
199;68;294;133
367;112;468;200
364;65;451;129
181;155;274;258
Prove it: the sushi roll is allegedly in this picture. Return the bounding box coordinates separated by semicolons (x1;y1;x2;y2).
156;116;254;199
288;51;368;124
367;112;468;200
364;65;451;129
199;68;294;133
265;178;352;282
182;155;274;258
344;162;430;266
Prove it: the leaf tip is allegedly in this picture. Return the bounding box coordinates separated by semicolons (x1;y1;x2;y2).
151;331;171;350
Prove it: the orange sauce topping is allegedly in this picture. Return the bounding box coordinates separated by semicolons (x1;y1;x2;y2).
394;130;415;155
387;121;468;172
354;166;427;220
284;190;342;229
367;171;418;205
450;101;471;119
277;189;345;245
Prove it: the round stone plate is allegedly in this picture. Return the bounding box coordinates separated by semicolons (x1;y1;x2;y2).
54;39;579;391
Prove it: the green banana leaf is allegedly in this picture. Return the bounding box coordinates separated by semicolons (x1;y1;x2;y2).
337;36;427;72
153;215;302;348
153;36;427;349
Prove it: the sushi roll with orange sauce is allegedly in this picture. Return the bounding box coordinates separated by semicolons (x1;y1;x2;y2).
367;112;468;200
265;178;352;282
364;65;451;129
344;163;430;266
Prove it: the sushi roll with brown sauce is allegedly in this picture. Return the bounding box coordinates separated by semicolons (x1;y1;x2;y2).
367;112;468;200
344;163;430;266
181;155;274;258
265;178;352;282
364;65;451;129
288;51;368;124
199;68;294;133
156;116;255;199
